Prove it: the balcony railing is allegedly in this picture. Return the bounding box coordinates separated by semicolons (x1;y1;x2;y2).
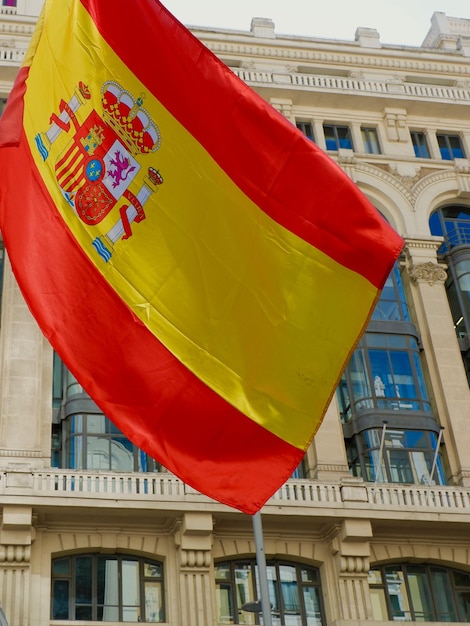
231;68;470;104
1;470;470;517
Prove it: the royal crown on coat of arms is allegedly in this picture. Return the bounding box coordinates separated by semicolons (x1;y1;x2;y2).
34;79;164;263
101;81;161;156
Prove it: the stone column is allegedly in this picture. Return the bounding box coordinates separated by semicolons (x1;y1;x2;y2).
174;512;216;626
0;505;34;626
330;519;373;621
307;396;350;480
404;237;470;484
0;259;52;468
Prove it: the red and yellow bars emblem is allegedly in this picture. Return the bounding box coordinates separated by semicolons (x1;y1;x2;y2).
0;0;403;513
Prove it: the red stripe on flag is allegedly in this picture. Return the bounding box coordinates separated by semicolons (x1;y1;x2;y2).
80;0;403;289
0;124;304;515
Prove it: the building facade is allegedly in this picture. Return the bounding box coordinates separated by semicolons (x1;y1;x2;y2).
2;2;470;625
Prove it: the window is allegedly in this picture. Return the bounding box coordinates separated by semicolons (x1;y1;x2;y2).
369;564;470;622
296;121;314;141
323;124;353;151
338;333;432;420
53;357;160;472
361;127;381;154
371;264;410;323
347;428;445;485
437;133;466;160
215;560;324;625
51;554;165;622
410;131;430;158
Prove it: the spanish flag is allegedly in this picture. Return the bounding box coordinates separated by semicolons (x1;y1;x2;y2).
0;0;403;514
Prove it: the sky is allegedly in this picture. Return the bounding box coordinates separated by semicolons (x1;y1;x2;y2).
161;0;470;47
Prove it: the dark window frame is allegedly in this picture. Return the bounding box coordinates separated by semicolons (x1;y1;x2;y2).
410;130;430;158
361;126;381;154
51;553;165;622
323;123;353;151
369;563;470;622
215;559;325;625
296;120;315;141
437;133;466;160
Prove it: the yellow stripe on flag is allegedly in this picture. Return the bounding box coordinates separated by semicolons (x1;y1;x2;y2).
23;0;378;450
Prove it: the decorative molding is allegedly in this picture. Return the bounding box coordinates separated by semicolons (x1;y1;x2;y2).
408;261;447;285
204;40;470;79
0;545;30;564
180;549;212;569
339;555;370;574
404;237;444;252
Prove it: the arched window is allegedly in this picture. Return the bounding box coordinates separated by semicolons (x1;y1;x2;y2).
51;553;164;622
215;559;324;625
369;563;470;622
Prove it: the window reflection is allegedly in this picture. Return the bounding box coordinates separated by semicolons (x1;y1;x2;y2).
51;554;164;622
369;564;470;622
348;428;445;485
215;560;324;625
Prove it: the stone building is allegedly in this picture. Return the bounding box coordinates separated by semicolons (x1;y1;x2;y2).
2;2;470;625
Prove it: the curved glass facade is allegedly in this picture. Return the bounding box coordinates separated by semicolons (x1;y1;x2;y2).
52;355;160;472
338;262;445;485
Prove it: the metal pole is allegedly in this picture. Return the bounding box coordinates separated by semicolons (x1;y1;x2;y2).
252;511;273;626
429;427;445;484
374;420;388;486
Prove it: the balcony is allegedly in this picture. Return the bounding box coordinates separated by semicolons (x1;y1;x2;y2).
231;68;470;106
0;470;470;521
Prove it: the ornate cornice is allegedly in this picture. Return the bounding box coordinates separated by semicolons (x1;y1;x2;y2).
203;39;470;78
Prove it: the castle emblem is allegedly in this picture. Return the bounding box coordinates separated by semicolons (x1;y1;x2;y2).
35;80;163;262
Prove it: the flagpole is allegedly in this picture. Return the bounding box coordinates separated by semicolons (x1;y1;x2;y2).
252;511;273;626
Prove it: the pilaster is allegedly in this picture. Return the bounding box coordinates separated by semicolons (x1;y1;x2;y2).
330;519;373;621
174;512;216;626
0;505;34;626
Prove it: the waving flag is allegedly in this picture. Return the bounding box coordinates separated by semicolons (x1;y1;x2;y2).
0;0;403;514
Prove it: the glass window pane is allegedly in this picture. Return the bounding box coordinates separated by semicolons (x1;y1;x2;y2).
235;564;255;609
301;567;319;584
145;562;162;578
52;557;70;576
323;125;337;150
75;605;93;620
122;560;140;606
385;567;411;620
407;566;435;621
456;591;470;621
338;126;352;149
97;557;119;617
75;556;93;604
430;568;458;621
280;564;300;613
87;436;111;470
216;583;234;624
145;581;163;623
52;580;70;620
303;587;322;625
